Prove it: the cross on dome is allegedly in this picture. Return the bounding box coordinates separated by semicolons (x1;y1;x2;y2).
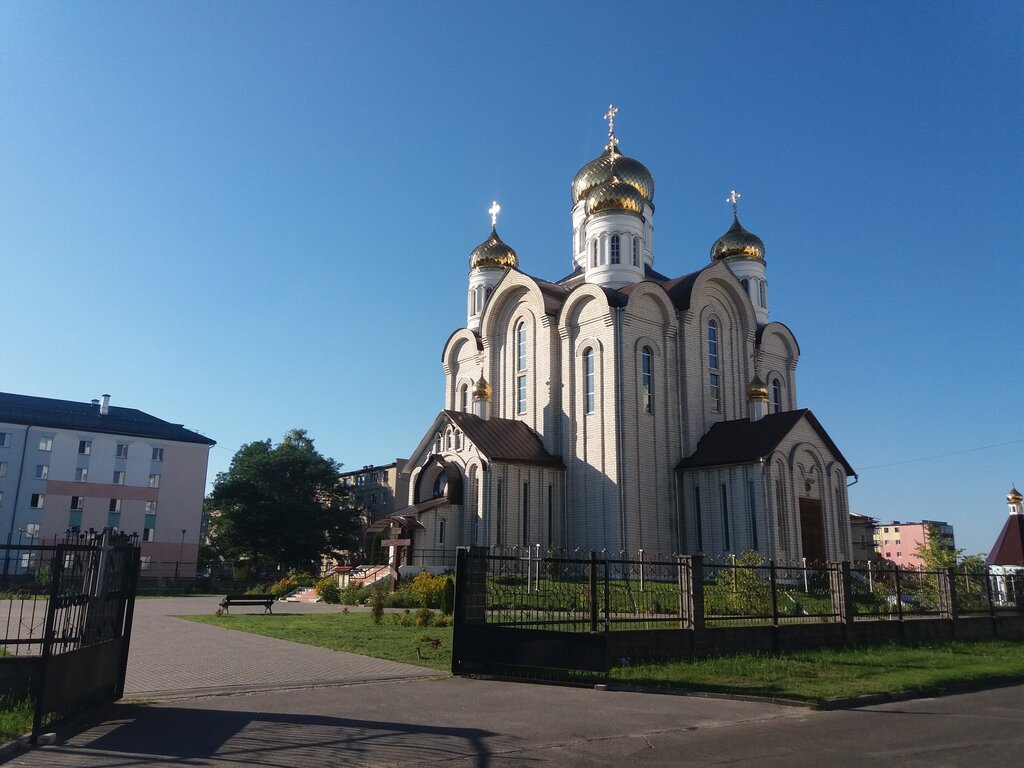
726;189;742;217
604;104;619;151
488;200;501;229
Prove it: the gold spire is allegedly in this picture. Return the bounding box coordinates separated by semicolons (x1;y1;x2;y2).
726;189;742;217
604;103;619;152
488;200;501;229
746;375;769;401
1009;485;1023;504
472;373;491;402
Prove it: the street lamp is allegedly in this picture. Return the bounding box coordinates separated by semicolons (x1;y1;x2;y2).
175;529;187;582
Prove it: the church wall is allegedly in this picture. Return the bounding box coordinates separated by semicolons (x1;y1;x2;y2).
678;463;767;558
757;326;799;413
481;462;563;550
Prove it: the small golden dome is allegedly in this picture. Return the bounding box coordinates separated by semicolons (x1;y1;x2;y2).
572;146;654;206
1009;486;1023;504
711;216;765;262
469;228;518;270
472;375;491;402
746;375;769;401
585;177;646;216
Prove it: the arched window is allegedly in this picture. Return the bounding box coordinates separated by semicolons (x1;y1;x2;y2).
641;346;653;414
460;384;469;412
632;237;639;266
591;239;598;267
434;471;448;498
515;322;528;414
496;480;504;546
583;348;595;413
741;278;750;295
759;280;767;308
610;234;620;264
771;378;782;413
522;482;530;545
708;320;720;412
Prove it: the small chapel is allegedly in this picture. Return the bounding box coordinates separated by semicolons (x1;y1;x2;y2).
379;107;856;568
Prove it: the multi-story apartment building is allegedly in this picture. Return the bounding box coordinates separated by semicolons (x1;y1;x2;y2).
873;519;955;568
849;513;879;561
0;392;215;579
339;460;410;522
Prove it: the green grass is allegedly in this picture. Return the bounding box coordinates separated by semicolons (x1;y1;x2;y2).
610;639;1024;704
180;612;454;671
0;696;33;742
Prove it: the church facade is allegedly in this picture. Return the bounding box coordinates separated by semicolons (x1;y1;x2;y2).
385;110;855;568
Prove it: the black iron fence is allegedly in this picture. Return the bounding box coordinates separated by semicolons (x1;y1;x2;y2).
0;529;140;742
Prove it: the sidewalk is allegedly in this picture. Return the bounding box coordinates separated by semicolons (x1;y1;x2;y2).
123;596;437;699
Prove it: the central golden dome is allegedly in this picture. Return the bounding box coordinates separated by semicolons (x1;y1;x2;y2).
572;146;654;206
585;177;646;215
469;227;518;270
711;216;765;262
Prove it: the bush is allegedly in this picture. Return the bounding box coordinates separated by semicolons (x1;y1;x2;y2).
339;584;372;605
371;586;384;624
316;576;341;604
409;571;448;608
441;577;455;615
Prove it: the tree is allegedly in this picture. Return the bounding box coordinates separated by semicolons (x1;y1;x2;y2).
207;429;362;575
914;524;962;570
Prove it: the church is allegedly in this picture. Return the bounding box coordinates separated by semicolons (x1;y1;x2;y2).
380;108;856;568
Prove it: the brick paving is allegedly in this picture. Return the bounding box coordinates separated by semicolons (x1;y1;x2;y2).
123;596;438;699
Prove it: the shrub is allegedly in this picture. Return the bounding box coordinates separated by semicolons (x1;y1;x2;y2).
339;584;372;605
371;586;384;624
415;607;434;626
441;577;455;615
410;571;447;608
316;576;341;604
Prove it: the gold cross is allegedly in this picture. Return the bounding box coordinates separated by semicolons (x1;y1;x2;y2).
604;104;619;151
726;189;742;216
488;200;501;229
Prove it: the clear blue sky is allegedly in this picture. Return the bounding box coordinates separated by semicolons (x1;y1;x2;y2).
2;2;1021;556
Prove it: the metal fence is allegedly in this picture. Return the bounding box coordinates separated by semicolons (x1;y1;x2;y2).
458;547;1024;630
0;529;140;742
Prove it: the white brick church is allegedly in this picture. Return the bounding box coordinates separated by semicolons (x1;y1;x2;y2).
380;108;855;567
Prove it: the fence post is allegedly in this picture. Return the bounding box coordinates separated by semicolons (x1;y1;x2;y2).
603;560;610;632
677;555;704;633
452;546;488;676
893;565;904;621
589;551;598;633
830;561;853;626
938;566;957;621
769;559;779;626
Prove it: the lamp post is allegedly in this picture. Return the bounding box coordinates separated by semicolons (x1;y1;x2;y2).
175;529;187;582
16;528;24;577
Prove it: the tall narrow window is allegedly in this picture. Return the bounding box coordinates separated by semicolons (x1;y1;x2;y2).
748;479;759;550
496;480;504;546
694;486;703;552
516;322;527;414
34;464;48;479
439;518;446;545
522;483;530;545
115;443;129;458
591;239;598;267
583;348;595;413
610;234;620;264
771;378;782;413
38;437;53;452
758;280;767;307
460;384;469;412
708;320;720;412
547;484;553;547
632;237;639;266
721;483;731;552
641;346;653;414
78;440;92;455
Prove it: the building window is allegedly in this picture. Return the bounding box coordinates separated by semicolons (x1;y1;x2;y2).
547;484;553;546
145;513;156;530
70;496;84;510
516;321;527;415
144;501;157;514
0;491;3;505
78;440;92;455
30;493;44;508
439;518;446;545
460;384;469;412
0;432;10;448
741;278;750;295
107;512;121;529
148;474;160;488
496;480;504;546
38;437;53;452
748;480;759;550
694;486;703;552
140;557;152;571
708;320;720;412
610;234;620;264
517;376;527;415
721;483;731;552
522;482;530;544
583;348;595;414
113;471;125;485
641;346;653;414
68;510;83;529
143;528;156;543
632;237;639;266
34;464;48;479
116;444;129;458
110;499;122;512
0;462;6;477
75;467;88;482
591;239;597;267
771;378;782;413
25;523;38;538
152;448;164;462
759;280;767;308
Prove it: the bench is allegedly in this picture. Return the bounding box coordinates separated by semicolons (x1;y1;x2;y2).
220;594;275;614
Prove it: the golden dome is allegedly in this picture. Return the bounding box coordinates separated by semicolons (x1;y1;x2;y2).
1009;486;1023;504
711;215;765;262
585;177;646;216
746;375;769;401
469;228;518;270
472;375;491;402
572;146;654;206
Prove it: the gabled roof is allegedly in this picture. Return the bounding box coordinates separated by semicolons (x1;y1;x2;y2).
444;410;563;468
986;514;1024;566
675;409;854;476
0;392;215;446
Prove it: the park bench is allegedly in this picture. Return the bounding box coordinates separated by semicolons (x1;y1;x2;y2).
219;594;275;614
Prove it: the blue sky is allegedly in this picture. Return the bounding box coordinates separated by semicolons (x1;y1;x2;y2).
2;2;1021;556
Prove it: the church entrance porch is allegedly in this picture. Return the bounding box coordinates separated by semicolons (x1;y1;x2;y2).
798;498;826;563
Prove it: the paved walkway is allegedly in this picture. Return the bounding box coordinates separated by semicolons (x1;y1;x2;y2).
123;597;437;699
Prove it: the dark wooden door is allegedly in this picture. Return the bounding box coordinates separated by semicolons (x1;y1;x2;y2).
798;498;826;563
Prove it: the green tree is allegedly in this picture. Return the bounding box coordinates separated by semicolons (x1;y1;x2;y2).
914;524;962;570
207;429;362;575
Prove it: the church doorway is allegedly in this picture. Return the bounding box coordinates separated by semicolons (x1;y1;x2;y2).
798;498;826;563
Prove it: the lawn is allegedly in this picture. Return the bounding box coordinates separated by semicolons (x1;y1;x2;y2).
610;639;1024;704
0;696;33;742
180;612;454;672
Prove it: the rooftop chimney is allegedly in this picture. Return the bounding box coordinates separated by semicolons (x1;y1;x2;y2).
100;394;110;416
91;399;100;407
